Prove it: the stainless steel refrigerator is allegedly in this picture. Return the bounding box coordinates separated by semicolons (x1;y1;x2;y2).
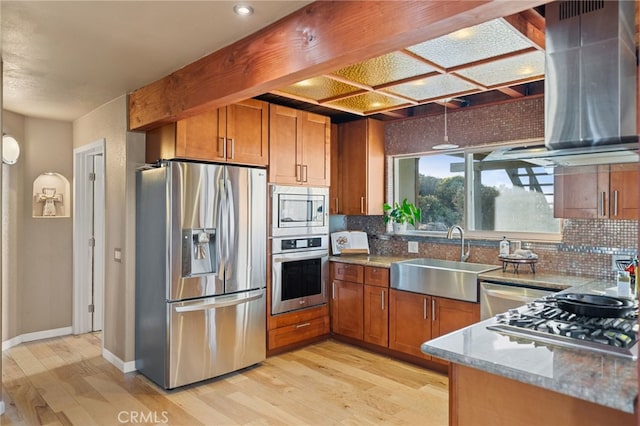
135;160;266;389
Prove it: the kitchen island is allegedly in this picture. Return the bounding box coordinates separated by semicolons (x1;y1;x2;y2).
422;279;638;425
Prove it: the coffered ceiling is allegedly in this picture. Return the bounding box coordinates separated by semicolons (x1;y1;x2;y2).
264;9;547;122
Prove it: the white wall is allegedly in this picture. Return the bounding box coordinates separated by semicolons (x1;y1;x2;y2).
73;95;144;363
2;111;73;339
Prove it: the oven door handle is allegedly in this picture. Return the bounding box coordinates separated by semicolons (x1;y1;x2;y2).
174;289;264;313
482;288;538;304
272;251;329;263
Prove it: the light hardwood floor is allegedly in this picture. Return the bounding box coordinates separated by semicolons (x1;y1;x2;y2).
1;333;448;425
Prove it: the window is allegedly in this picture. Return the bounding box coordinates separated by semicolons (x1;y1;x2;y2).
394;148;561;238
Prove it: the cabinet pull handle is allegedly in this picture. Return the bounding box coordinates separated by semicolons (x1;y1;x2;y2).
229;138;235;159
302;165;308;182
221;137;227;159
295;322;311;329
332;281;335;300
432;299;436;321
381;290;385;311
360;197;365;214
599;191;606;217
334;197;338;213
423;298;427;320
296;164;302;182
613;190;619;217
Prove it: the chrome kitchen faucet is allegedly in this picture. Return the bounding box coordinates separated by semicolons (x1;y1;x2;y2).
447;225;470;262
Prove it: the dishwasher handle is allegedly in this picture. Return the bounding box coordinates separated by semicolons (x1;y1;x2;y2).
482;288;540;304
174;289;264;313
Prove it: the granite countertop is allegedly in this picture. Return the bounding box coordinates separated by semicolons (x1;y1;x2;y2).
421;279;638;414
328;254;408;268
329;255;594;291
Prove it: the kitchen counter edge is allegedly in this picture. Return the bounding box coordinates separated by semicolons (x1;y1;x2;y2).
421;279;637;414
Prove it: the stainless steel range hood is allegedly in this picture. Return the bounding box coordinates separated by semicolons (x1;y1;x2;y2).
486;1;638;167
545;0;638;150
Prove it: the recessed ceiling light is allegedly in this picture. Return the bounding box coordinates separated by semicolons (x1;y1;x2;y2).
233;4;254;16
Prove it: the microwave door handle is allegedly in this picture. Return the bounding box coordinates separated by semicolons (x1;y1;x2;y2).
174;289;264;312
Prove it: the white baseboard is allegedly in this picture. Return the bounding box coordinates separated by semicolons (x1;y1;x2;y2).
102;347;137;373
2;327;72;351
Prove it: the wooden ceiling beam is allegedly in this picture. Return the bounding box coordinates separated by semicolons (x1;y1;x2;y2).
498;86;527;98
503;10;546;50
129;0;550;131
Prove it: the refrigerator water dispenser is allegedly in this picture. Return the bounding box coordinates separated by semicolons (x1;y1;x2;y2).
182;228;216;276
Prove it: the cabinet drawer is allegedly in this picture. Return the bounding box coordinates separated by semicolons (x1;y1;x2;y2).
268;304;328;330
365;266;389;288
332;262;364;283
268;316;330;350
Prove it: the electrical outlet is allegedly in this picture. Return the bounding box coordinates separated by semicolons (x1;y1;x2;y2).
408;241;419;253
114;248;122;262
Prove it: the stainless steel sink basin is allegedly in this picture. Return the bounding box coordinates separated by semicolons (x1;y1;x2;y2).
390;258;500;302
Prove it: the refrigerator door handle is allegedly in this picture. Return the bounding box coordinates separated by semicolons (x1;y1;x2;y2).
174;289;265;313
226;178;236;267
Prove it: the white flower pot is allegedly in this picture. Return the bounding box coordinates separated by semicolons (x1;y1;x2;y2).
392;222;407;234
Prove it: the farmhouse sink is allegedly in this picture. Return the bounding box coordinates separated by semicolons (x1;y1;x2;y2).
390;258;500;302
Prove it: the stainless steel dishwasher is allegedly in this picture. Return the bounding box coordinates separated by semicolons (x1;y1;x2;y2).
480;280;558;320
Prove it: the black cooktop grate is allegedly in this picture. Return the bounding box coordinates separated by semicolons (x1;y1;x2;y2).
487;297;639;359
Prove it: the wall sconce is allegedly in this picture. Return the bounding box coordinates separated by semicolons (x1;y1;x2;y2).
2;134;21;164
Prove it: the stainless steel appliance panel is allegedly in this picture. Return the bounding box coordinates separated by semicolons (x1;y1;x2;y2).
168;289;266;388
170;162;225;301
271;236;329;315
225;166;267;294
270;185;328;237
480;281;556;320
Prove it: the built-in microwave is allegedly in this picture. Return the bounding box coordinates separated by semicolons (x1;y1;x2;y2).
270;185;328;237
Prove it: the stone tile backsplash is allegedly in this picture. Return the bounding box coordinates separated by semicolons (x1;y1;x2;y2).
343;215;638;280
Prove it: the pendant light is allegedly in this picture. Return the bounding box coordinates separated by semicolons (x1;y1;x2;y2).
433;99;459;150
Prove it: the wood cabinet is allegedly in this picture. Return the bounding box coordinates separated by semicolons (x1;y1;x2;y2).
363;267;389;347
329;123;340;214
336;118;385;215
269;104;330;186
554;163;639;220
389;289;432;359
331;263;389;346
331;263;364;339
332;279;364;339
389;289;479;361
609;163;639;220
267;304;330;353
145;99;268;166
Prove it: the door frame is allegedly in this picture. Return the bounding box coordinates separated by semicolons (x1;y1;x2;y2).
73;139;105;334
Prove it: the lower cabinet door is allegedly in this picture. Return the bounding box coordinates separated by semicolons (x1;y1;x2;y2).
331;279;364;340
389;289;431;359
364;285;388;346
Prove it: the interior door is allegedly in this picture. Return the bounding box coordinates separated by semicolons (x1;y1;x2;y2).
90;153;105;331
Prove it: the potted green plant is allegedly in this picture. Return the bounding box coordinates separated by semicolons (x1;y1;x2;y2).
383;198;421;233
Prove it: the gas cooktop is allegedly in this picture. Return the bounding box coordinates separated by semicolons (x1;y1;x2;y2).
487;295;639;360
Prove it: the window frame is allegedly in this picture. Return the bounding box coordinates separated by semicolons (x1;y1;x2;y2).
389;143;563;242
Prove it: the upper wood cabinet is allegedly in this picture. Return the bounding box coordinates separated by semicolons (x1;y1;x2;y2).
554;163;638;220
145;99;268;166
609;163;639;220
329;123;340;214
269;104;330;186
337;118;385;215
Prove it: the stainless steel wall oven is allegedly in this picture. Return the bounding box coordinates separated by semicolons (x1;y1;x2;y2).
271;235;329;315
